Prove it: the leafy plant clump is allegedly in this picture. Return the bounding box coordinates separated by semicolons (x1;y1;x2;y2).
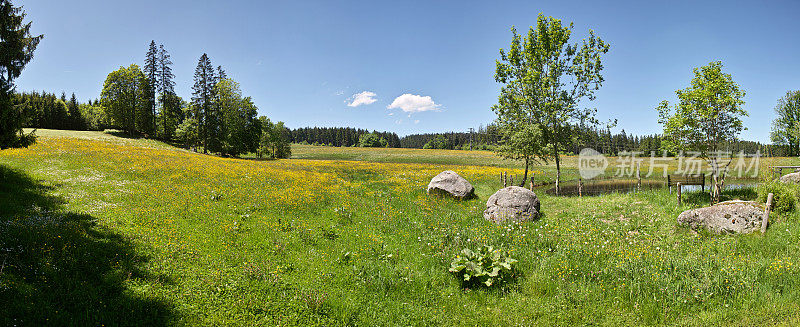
449;245;518;288
757;181;797;214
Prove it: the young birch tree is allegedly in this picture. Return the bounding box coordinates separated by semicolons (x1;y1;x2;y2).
656;61;747;201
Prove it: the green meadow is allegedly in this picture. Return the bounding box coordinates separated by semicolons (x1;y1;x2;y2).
2;130;800;326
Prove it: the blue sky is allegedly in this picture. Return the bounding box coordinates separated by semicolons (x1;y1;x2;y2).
14;0;800;141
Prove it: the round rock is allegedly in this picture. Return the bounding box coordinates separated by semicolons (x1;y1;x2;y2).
483;186;540;223
426;170;475;200
677;200;765;234
779;172;800;184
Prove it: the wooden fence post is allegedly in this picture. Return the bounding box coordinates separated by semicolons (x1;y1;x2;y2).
636;162;641;190
668;175;672;194
510;175;514;187
578;178;583;197
503;172;507;187
677;182;682;206
761;193;774;234
701;175;705;193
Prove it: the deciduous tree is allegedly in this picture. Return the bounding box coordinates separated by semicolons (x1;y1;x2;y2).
770;90;800;156
175;117;199;150
656;61;747;201
215;78;259;156
257;116;291;159
493;14;609;191
495;124;549;186
101;64;150;135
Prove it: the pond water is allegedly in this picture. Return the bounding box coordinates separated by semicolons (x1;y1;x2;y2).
542;179;758;196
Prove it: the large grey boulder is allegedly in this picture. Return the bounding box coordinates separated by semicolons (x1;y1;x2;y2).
426;170;475;200
483;186;540;223
677;200;765;234
779;172;800;184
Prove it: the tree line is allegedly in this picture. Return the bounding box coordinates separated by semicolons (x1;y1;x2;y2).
12;91;86;130
99;42;290;158
10;39;292;159
400;125;501;150
286;120;785;156
288;127;401;148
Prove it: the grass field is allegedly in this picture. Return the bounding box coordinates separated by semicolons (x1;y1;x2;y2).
2;130;800;326
291;142;791;184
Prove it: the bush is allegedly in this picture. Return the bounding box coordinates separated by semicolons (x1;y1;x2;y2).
757;181;797;214
449;245;517;288
358;132;387;147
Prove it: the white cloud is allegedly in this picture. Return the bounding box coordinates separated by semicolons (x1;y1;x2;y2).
347;91;378;107
387;94;442;113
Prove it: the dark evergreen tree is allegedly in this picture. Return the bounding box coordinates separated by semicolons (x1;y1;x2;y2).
67;92;85;130
217;66;227;81
143;40;158;135
191;53;217;153
0;0;41;148
156;44;179;139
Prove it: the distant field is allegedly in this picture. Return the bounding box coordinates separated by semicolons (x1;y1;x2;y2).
2;130;800;325
291;144;521;167
291;143;795;183
25;130;790;183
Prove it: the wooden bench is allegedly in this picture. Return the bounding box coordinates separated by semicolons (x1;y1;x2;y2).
667;174;705;193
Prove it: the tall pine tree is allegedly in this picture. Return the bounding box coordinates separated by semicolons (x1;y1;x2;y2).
157;44;175;95
157;44;180;139
217;66;227;81
192;53;217;153
143;40;158;135
67;92;84;130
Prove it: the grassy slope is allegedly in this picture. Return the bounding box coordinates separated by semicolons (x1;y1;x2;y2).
1;130;799;326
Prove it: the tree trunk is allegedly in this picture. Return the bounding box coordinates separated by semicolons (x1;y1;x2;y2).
520;157;529;187
554;148;561;195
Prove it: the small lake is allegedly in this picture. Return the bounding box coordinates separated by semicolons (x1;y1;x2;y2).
542;179;758;196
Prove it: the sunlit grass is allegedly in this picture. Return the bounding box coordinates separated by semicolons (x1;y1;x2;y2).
1;132;800;325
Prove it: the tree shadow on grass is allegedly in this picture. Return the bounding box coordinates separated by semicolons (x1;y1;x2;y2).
0;165;175;326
